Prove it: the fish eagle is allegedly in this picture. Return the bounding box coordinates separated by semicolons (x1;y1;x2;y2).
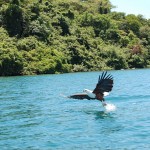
68;71;113;106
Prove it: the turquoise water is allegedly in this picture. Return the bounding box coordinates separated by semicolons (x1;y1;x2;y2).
0;69;150;150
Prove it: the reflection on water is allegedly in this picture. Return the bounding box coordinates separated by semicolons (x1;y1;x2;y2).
94;111;114;120
84;110;114;119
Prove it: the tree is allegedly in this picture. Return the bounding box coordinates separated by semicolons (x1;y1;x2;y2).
106;28;121;43
126;14;142;35
0;0;149;76
58;16;70;35
4;2;24;37
98;0;112;14
92;15;110;37
0;48;23;76
139;25;150;46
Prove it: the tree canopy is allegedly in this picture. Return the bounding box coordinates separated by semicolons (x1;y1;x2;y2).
0;0;150;76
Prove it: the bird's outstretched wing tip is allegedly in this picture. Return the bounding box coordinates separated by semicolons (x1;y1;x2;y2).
99;71;113;81
93;71;114;94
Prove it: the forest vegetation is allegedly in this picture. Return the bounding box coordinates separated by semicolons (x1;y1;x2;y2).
0;0;150;76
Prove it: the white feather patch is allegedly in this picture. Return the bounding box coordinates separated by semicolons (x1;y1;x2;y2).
103;92;109;96
83;89;96;98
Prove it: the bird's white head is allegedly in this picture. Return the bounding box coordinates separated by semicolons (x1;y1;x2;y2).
83;89;92;93
83;89;95;98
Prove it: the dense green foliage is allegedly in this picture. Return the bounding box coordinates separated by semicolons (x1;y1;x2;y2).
0;0;150;76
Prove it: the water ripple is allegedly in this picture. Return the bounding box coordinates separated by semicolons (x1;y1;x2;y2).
0;69;150;149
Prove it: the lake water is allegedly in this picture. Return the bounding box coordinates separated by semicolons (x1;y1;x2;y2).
0;69;150;150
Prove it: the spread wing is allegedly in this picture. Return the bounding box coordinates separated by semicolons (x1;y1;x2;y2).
68;93;96;100
93;71;113;95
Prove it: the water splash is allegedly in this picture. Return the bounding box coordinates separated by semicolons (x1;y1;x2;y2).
104;103;117;112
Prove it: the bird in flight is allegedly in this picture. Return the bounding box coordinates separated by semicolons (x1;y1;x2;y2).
68;71;114;106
